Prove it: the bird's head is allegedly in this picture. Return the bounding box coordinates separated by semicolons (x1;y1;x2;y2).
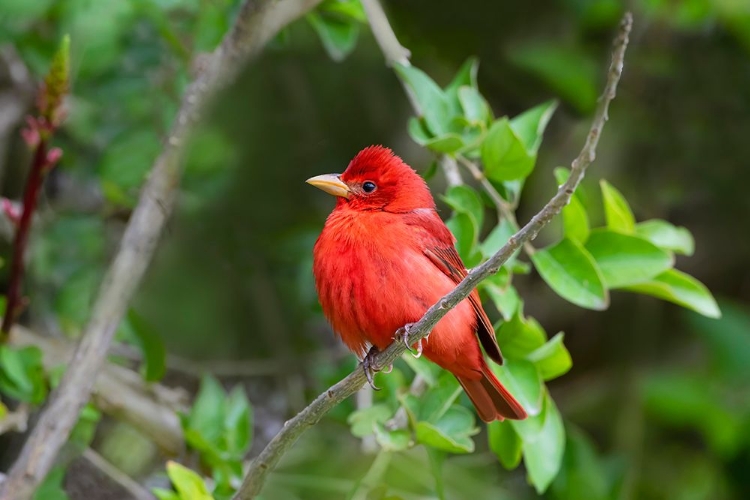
306;146;435;212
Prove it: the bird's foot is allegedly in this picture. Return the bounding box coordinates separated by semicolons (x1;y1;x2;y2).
362;346;382;390
396;323;422;358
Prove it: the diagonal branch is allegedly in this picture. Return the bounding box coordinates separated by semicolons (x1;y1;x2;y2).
234;11;633;500
0;1;322;498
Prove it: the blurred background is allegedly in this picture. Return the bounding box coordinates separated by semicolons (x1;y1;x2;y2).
1;0;749;498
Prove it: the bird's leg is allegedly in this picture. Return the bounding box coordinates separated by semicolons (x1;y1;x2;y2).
396;323;422;358
362;346;382;391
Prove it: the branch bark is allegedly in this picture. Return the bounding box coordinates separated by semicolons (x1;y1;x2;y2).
0;1;322;497
234;11;633;499
9;326;188;455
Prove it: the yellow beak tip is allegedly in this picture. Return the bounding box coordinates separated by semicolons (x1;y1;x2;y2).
306;173;351;199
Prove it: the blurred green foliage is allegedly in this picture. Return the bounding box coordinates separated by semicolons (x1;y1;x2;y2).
0;0;749;499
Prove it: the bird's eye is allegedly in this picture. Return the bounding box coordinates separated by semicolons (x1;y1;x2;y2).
362;181;377;193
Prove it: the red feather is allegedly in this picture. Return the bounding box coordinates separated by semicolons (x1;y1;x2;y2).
311;146;526;421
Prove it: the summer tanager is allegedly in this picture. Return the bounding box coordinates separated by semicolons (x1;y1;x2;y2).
308;146;527;422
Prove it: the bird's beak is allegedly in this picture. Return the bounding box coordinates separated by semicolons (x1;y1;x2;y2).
306;174;351;199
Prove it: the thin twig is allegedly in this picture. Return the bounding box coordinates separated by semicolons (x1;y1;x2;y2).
234;12;632;499
361;0;463;187
1;140;50;336
0;1;323;498
1;39;69;337
456;154;536;255
82;448;155;500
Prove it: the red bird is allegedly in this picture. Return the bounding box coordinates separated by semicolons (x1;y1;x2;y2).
308;146;527;422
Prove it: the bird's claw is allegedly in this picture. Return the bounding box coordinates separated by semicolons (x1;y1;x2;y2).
362;346;382;391
397;323;422;358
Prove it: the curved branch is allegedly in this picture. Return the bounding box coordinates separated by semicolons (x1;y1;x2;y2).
234;11;633;500
0;1;322;498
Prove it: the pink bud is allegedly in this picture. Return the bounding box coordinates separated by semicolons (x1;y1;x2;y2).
1;198;22;226
46;147;63;166
21;116;40;148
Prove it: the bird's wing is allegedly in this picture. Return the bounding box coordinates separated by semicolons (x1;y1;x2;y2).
404;210;503;365
424;246;503;364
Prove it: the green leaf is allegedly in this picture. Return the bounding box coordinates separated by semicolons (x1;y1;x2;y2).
445;57;479;95
636;219;695;256
407;117;433;144
526;333;573;381
307;12;360;62
481;118;535;182
184;375;226;446
480;218;521;267
625;269;721;318
509;100;558;154
415;406;479;454
482;281;521;320
488;420;523;469
69;403;102;449
458;86;491;124
495;311;547;359
166;461;214;500
0;345;47;403
319;0;366;21
421;160;439;181
423;134;464;154
394;64;452;136
402;355;440;386
33;466;70;500
224;386;253;457
531;238;608;310
492;358;543;417
446;213;475;261
600;180;635;233
443;185;484;235
553;168;590;242
513;392;565;494
417;373;462;423
373;422;412;451
585;230;674;288
563;195;590;243
121;310;167;382
153;489;181;500
348;404;393;438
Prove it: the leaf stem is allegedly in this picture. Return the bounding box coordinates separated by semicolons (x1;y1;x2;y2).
1;139;48;338
456;154;536;255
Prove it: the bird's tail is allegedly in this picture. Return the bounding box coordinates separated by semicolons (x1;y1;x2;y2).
456;360;527;422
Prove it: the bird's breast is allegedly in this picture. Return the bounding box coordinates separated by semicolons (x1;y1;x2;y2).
312;210;476;363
